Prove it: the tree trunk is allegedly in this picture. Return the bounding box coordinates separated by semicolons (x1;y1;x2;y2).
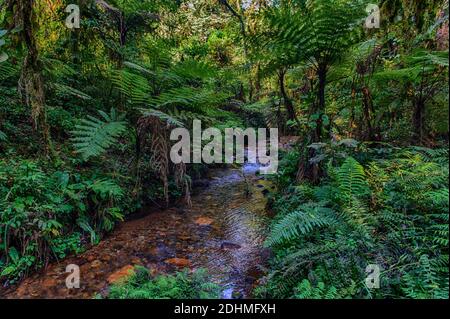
278;68;298;127
361;86;375;141
296;63;328;184
237;82;246;102
315;63;327;142
219;0;253;101
413;99;425;144
254;63;261;98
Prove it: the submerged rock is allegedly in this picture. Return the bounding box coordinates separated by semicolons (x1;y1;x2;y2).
193;179;210;188
194;217;214;226
220;241;241;250
164;258;191;268
107;265;135;284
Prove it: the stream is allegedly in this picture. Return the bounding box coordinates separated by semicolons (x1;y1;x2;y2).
2;154;274;299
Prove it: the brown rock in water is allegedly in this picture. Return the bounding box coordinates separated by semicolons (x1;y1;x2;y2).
90;260;103;268
107;265;135;284
220;241;241;250
131;257;142;265
164;258;191;268
101;255;112;262
194;217;214;226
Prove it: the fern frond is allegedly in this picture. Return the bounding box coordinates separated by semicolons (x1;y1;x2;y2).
53;83;92;100
336;157;369;203
0;61;18;81
71;108;127;160
265;203;337;246
111;69;151;105
138;108;184;127
0;130;6;141
171;59;217;81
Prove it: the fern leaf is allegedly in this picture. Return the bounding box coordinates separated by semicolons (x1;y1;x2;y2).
71;108;126;160
336;157;369;202
265;204;337;246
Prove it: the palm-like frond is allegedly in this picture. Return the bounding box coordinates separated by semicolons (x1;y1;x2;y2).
70;108;127;160
171;59;217;81
0;61;18;81
111;69;151;105
264;0;367;67
265;203;338;246
138;108;184;127
53;83;92;100
336;156;369;201
374;50;449;82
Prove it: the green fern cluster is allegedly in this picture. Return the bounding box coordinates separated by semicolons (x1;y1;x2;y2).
107;267;221;299
265;203;337;246
0;159;126;280
293;280;339;299
259;147;449;299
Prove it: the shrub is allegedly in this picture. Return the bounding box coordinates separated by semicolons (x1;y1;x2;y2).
0;159;124;282
257;147;449;299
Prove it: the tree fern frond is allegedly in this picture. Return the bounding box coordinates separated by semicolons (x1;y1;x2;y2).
138;108;184;127
70;108;126;160
265;204;337;246
53;83;92;100
111;69;151;105
0;61;18;81
336;156;369;203
0;130;6;141
171;59;217;81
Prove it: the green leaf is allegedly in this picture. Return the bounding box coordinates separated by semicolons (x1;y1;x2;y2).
70;108;127;160
0;52;8;63
1;266;16;277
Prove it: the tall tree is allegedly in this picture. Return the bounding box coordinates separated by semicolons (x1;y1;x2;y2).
4;0;51;152
265;0;367;182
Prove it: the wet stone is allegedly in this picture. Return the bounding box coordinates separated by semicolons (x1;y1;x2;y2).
220;241;242;250
194;217;214;226
164;258;191;268
90;260;103;268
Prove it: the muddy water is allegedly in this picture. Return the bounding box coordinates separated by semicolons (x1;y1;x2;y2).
1;160;273;299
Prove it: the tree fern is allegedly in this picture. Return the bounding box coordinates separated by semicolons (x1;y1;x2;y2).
111;69;151;105
148;86;228;111
71;108;126;160
171;59;217;81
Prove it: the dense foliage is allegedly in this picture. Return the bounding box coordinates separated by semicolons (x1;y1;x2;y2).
106;267;221;299
256;145;449;298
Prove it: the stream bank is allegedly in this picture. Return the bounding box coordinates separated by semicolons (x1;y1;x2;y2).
2;159;274;299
